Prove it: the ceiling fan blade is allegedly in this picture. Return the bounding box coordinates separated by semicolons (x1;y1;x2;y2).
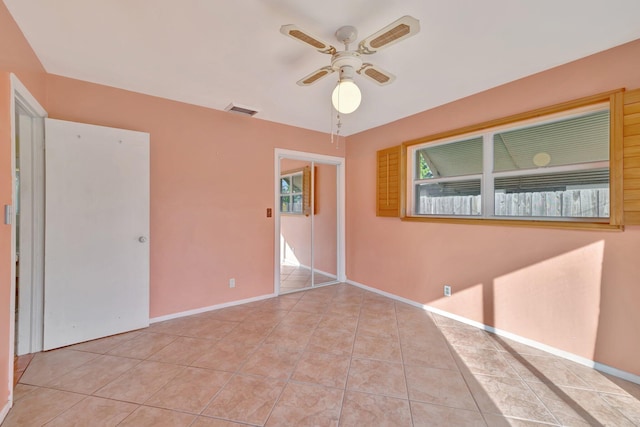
358;15;420;54
358;63;396;86
280;24;336;55
296;66;335;86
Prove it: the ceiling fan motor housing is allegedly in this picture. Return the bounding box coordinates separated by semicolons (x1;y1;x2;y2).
331;51;362;80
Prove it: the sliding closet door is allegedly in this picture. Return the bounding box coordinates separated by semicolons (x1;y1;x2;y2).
312;163;338;286
279;159;313;292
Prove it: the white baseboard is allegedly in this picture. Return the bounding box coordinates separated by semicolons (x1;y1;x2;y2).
593;362;640;384
0;399;11;424
150;293;276;323
294;264;338;280
346;279;640;385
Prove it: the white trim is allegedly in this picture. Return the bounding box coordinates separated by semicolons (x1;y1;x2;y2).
10;74;47;117
7;74;48;408
310;163;315;286
274;153;281;294
345;279;640;385
14;108;46;356
149;293;276;323
287;264;338;280
414;173;483;186
0;400;11;424
295;264;338;280
482;133;494;216
347;279;425;309
594;362;640;384
274;149;346;296
280;280;337;295
275;148;345;166
8;86;17;405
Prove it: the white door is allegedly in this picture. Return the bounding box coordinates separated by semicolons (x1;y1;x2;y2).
43;118;150;350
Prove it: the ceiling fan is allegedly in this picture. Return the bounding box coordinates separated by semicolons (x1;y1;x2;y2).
280;15;420;114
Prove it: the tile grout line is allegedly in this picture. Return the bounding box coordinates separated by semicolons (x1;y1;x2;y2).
335;290;365;426
262;290;332;426
442;330;563;426
96;316;243;421
493;342;581;426
193;303;294;425
437;320;501;427
591;389;638;426
394;301;415;427
499;341;570;423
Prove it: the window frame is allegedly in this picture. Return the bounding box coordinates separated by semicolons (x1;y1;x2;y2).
401;89;624;231
280;170;304;215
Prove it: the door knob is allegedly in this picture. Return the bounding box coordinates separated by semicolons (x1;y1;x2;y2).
138;236;147;243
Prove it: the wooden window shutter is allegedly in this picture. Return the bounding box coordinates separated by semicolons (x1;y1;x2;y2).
623;88;640;224
302;165;312;216
377;145;403;217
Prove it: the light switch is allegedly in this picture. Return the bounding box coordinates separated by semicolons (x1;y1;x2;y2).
4;205;11;225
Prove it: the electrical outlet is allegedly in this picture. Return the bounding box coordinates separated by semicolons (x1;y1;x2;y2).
229;278;235;288
444;285;452;297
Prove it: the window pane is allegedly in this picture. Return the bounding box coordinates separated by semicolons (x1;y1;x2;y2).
281;177;291;194
494;110;609;172
415;136;483;179
494;169;609;218
292;173;303;193
281;196;290;212
415;180;481;216
292;194;303;213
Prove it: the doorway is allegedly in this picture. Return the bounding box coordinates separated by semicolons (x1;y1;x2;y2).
8;74;150;381
10;75;46;361
9;75;47;399
274;149;345;294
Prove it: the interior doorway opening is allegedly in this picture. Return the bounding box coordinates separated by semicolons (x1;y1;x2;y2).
11;76;46;359
9;75;47;398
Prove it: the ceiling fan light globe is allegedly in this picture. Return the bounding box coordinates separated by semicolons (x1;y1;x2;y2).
332;80;361;114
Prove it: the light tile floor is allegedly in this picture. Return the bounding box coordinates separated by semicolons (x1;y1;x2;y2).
4;284;640;426
280;264;336;293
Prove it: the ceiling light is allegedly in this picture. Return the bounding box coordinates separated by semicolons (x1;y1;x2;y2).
331;63;362;115
332;79;361;114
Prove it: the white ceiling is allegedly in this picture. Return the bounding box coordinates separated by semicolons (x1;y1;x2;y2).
5;0;640;136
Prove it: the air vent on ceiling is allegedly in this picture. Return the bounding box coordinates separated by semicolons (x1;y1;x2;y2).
224;103;259;117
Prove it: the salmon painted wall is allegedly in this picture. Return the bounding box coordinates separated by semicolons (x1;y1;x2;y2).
0;0;47;411
345;38;640;376
45;74;345;319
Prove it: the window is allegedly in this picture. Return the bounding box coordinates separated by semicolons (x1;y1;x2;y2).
414;136;483;216
409;104;612;222
280;171;304;214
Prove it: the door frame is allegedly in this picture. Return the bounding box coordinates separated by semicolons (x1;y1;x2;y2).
274;149;346;295
9;74;47;399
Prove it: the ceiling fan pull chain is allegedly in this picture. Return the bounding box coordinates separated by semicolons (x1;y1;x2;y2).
335;114;342;149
